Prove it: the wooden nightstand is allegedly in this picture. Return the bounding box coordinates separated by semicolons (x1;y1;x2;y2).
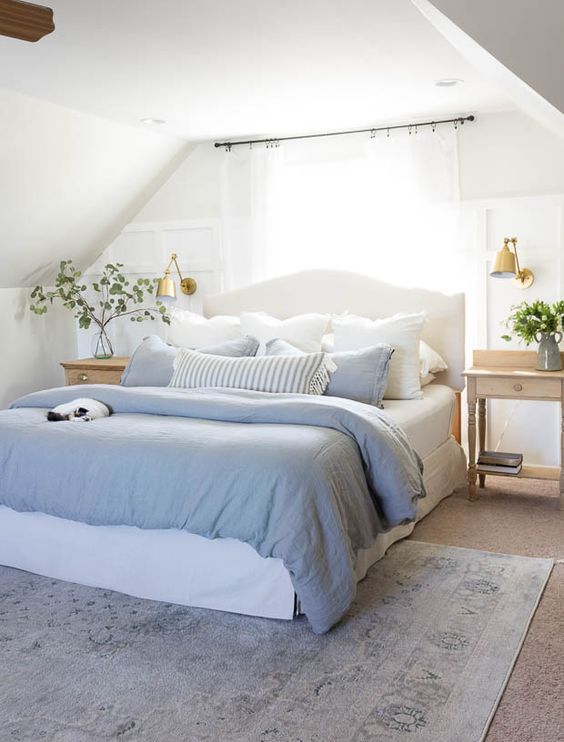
60;357;129;386
463;350;564;510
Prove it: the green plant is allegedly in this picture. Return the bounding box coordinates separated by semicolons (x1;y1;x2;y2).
30;260;171;331
502;299;564;345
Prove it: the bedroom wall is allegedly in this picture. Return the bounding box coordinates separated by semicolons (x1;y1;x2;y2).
130;110;564;222
79;109;564;466
0;88;198;408
0;289;76;409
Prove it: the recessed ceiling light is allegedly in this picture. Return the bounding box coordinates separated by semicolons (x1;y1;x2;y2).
140;118;166;125
434;78;464;88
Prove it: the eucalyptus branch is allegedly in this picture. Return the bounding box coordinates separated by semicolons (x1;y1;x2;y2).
30;259;171;336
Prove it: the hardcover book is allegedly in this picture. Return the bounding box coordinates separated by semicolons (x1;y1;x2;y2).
478;450;523;467
477;462;523;475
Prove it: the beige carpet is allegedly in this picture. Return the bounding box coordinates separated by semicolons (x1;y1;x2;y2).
410;477;564;742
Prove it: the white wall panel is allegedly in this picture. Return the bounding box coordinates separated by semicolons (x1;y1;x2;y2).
465;195;563;466
78;220;222;357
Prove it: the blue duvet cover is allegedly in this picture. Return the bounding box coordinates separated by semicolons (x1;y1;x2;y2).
1;385;425;633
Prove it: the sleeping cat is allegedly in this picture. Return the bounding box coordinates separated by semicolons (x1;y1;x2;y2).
47;398;112;422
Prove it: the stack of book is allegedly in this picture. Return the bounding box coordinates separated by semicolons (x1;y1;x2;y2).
477;451;523;476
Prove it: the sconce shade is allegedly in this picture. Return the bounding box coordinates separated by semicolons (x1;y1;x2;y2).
489;237;534;289
490;244;517;278
156;274;177;301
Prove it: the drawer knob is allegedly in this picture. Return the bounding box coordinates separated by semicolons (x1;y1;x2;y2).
513;383;523;392
78;373;89;382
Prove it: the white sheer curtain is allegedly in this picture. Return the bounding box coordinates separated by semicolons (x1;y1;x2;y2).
220;127;461;292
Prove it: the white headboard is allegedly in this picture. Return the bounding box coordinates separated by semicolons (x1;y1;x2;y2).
204;270;465;390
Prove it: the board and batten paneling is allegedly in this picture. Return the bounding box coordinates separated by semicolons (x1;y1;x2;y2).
78;220;222;357
464;194;564;467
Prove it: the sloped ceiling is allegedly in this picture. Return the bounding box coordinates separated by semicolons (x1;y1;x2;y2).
412;0;564;138
0;88;191;288
0;0;510;141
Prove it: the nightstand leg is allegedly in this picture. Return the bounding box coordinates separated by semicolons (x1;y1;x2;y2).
478;398;486;488
560;394;564;510
467;379;478;501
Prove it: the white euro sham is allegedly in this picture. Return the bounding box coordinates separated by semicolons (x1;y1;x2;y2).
240;312;330;353
167;309;242;348
332;312;426;400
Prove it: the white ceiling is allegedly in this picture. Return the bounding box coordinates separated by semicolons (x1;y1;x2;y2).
0;0;511;141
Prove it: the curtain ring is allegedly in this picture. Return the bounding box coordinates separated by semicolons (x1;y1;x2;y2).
386;128;390;138
408;125;412;135
431;122;436;133
370;129;375;139
224;144;232;152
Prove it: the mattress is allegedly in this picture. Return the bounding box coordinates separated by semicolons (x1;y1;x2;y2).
382;383;455;459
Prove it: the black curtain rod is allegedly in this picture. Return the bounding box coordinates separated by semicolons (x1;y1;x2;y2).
214;114;475;149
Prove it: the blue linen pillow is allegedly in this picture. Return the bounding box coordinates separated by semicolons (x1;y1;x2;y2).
121;334;259;387
265;337;393;408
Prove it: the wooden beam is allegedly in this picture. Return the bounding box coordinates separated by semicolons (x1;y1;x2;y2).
0;0;54;42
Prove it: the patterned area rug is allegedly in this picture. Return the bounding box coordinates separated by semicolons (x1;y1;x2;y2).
0;541;551;742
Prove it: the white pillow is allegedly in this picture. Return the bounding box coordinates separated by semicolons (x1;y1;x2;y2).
420;340;448;377
167;309;242;348
240;312;330;353
420;372;436;387
321;332;335;352
332;312;426;399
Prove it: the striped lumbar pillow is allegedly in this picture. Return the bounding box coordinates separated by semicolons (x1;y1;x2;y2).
169;348;336;395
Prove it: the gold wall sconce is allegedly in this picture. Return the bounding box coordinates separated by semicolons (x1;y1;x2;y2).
156;253;197;301
490;237;534;289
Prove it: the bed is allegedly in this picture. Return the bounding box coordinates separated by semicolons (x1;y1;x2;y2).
0;270;466;633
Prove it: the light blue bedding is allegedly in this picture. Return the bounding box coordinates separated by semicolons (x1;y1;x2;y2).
2;385;425;633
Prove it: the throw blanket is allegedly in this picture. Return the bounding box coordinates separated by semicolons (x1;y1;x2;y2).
2;385;425;633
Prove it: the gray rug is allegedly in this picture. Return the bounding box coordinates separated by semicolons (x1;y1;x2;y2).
0;541;552;742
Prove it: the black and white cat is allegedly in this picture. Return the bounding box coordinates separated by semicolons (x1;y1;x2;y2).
47;398;112;422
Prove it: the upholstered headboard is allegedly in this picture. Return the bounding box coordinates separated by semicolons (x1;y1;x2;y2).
204;270;465;390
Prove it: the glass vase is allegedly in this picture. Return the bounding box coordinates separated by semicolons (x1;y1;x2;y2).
91;327;114;359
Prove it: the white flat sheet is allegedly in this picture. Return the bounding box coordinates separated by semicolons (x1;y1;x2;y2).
382;383;455;459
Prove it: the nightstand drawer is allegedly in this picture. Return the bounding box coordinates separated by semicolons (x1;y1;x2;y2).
476;376;562;400
66;369;124;386
61;357;129;387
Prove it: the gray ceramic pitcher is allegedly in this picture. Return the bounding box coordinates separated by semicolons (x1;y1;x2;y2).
535;331;562;371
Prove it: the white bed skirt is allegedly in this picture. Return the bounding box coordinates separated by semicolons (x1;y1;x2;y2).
0;437;466;621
